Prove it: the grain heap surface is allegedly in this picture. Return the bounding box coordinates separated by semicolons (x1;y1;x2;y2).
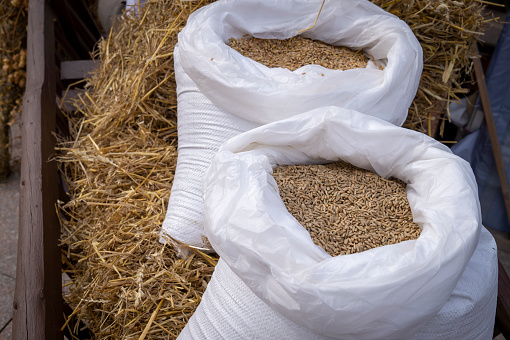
273;162;421;256
228;36;370;71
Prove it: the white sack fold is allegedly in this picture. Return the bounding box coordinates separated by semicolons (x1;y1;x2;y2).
178;0;423;126
178;229;496;340
203;107;481;339
160;50;259;247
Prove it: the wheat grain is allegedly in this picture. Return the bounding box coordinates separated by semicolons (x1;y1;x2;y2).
273;162;420;257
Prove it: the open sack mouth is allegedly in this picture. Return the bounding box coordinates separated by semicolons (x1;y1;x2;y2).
203;106;481;339
177;0;423;126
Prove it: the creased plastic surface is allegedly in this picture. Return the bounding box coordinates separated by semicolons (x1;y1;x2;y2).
178;0;422;126
178;228;496;340
203;107;482;339
178;258;329;340
410;227;497;340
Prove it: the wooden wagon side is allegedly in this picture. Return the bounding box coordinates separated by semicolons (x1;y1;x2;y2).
12;0;100;338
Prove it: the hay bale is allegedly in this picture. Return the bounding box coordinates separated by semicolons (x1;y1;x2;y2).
57;0;486;338
57;1;216;338
370;0;485;135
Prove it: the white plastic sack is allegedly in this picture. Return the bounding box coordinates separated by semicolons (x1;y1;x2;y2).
177;0;422;125
410;228;497;339
179;228;497;340
160;50;260;247
203;107;482;339
161;0;423;248
179;258;324;340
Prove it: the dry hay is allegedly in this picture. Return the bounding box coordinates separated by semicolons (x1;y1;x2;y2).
56;1;216;338
369;0;486;135
0;0;27;178
56;0;486;338
228;36;371;71
274;162;420;257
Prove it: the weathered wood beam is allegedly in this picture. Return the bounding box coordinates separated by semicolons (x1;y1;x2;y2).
473;50;510;225
60;60;97;80
497;260;510;339
12;0;62;338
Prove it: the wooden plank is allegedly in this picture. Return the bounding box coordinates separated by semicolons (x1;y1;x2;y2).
480;8;506;47
12;0;62;338
54;24;81;62
50;0;101;59
60;60;97;80
59;88;87;111
473;50;510;225
51;1;89;59
497;260;510;339
487;227;510;254
63;0;101;49
493;333;506;340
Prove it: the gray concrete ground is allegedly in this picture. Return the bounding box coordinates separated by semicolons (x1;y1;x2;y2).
0;114;20;339
0;172;19;339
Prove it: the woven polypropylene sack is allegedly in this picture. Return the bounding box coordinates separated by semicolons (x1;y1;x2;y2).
160;0;422;248
177;258;329;340
203;107;482;339
160;50;258;246
178;228;497;339
410;227;497;340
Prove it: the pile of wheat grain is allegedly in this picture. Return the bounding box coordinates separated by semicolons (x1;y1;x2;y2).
228;36;372;71
273;162;420;257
